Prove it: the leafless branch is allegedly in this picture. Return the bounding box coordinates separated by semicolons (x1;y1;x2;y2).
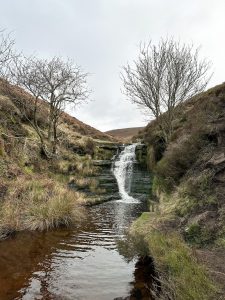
9;55;90;155
0;30;18;78
121;38;212;143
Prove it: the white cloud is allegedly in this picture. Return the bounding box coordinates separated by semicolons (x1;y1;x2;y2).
1;0;225;131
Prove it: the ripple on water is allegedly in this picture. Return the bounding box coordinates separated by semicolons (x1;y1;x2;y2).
0;199;148;300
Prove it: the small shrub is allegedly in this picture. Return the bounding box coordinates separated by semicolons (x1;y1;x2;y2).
155;133;207;191
84;137;95;156
146;146;156;169
77;137;95;157
175;170;217;217
184;223;201;244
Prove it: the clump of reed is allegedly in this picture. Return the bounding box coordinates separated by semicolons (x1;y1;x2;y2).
0;176;85;233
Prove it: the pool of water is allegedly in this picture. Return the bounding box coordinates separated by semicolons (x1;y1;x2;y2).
0;199;148;300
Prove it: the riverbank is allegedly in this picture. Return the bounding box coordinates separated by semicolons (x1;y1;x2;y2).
0;175;86;239
0;82;122;239
0;143;122;239
129;213;219;300
131;83;225;299
0;144;150;300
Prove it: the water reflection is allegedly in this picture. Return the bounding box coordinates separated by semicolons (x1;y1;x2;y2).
0;200;149;300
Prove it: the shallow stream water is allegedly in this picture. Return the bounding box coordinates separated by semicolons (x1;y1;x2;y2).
0;200;148;300
0;144;151;300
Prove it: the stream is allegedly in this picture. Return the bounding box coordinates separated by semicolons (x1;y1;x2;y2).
0;144;150;300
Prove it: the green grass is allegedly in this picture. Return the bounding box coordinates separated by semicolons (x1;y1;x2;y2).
129;214;218;300
174;170;217;217
215;237;225;248
148;232;216;300
139;212;151;221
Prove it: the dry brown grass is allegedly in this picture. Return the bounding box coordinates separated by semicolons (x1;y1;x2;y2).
0;176;85;233
0;80;116;241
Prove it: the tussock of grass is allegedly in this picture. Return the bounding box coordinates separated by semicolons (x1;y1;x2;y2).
69;177;105;195
175;170;217;217
75;155;97;176
77;136;95;156
0;176;85;233
72;177;90;187
51;155;98;179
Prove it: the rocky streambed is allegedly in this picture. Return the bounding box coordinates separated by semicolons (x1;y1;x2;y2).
71;143;151;204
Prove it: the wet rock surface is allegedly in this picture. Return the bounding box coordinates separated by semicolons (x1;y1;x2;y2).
135;144;147;166
72;144;151;203
130;162;151;197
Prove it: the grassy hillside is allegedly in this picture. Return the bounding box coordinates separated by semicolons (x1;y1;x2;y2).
130;82;225;299
106;127;144;141
0;81;116;239
0;80;115;143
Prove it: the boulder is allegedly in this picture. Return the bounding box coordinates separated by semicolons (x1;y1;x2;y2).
187;211;217;227
208;152;225;166
98;144;119;151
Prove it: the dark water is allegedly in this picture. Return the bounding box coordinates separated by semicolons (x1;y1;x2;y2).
0;199;148;300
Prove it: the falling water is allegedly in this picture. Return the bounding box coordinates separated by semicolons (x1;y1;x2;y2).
113;144;138;202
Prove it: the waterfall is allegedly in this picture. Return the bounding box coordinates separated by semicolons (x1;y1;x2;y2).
113;144;138;202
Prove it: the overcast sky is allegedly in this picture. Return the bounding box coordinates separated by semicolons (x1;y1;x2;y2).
1;0;225;131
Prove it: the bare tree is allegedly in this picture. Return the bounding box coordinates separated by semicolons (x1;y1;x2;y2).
8;56;49;155
121;38;212;143
33;57;89;154
10;56;89;155
0;30;16;77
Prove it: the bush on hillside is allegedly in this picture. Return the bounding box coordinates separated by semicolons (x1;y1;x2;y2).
175;170;217;217
155;133;208;191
